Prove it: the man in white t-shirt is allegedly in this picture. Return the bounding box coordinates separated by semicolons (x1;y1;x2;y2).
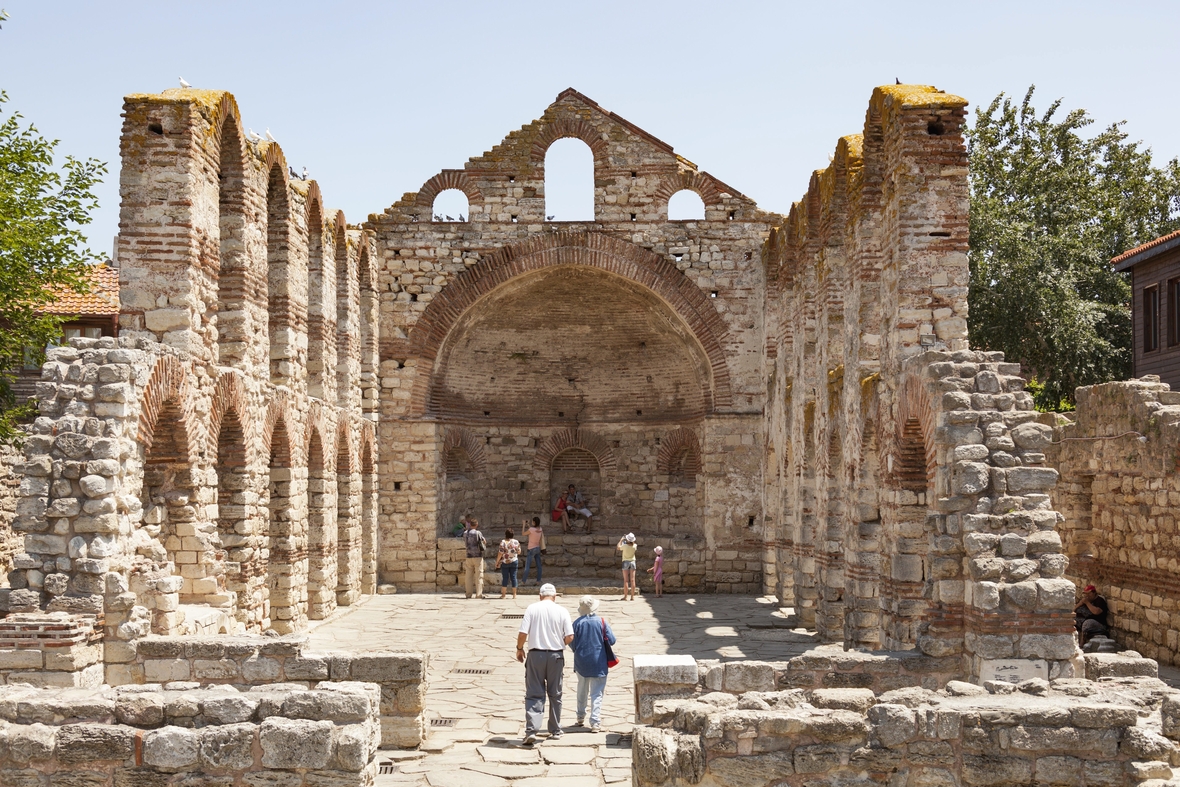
515;583;574;744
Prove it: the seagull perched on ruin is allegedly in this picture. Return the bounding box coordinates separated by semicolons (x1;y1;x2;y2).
247;128;263;143
179;77;191;89
301;167;309;181
265;128;277;143
289;166;298;179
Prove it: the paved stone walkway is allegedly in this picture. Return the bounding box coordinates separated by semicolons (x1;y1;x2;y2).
308;591;818;786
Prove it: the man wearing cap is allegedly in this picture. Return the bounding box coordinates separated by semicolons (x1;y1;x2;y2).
1075;584;1110;644
516;583;574;744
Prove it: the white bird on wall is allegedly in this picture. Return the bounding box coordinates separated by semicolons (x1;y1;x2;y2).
301;167;309;181
179;77;191;89
265;128;277;143
248;128;263;143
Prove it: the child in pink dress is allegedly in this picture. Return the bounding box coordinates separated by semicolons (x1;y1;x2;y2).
646;546;664;597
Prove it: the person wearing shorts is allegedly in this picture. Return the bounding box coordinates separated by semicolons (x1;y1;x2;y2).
617;532;638;601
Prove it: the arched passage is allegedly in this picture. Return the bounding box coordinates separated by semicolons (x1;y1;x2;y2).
216;117;248;368
306;424;336;620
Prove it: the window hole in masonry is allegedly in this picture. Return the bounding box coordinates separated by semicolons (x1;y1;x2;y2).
394;482;403;491
636;409;643;416
558;412;565;418
631;171;638;179
744;251;753;260
410;293;418;302
638;341;646;349
710;291;718;298
484;411;491;417
511;215;519;223
631;214;637;222
148;122;164;135
929;231;951;237
927;120;946;135
728;211;736;220
486;436;492;445
508;175;515;183
747;516;756;527
520;481;526;490
673;253;684;261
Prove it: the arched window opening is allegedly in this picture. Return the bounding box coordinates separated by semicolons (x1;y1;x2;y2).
550;448;601;529
667;446;699;486
216;121;248;367
307;203;327;399
214;409;248;608
432;189;469;222
668;189;705;221
544;138;594;222
358;244;377;415
306;429;336;620
335;223;353;409
895;417;930;493
445;447;472;481
267;165;291;384
138;400;195;633
360;440;377;595
336;434;359;607
265;416;297;633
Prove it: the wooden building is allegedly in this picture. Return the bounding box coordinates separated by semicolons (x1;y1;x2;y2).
1113;229;1180;390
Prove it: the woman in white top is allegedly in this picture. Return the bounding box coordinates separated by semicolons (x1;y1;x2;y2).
616;532;638;601
498;528;522;599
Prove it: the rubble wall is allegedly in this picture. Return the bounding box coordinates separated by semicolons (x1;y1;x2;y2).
0;443;21;582
633;671;1179;787
760;85;1075;681
0;681;382;785
1045;377;1180;666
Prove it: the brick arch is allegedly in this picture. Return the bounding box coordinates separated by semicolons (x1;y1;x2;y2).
138;355;197;460
305;181;324;230
207;93;245;163
534;429;616;475
442;426;487;475
262;392;294;466
358;421;376;473
406;231;734;416
416;170;484;209
529;117;609;164
261;141;290;187
656;427;702;477
358;232;376;292
304;399;333;472
207;369;248;458
896;373;938;491
653;172;724;207
336;420;355;475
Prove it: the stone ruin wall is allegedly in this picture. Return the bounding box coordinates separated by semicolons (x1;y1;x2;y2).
1045;377;1180;666
760;85;1076;682
0;444;22;581
371;90;775;593
4;88;380;669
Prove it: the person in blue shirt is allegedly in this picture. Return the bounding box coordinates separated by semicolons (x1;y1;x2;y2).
569;595;616;732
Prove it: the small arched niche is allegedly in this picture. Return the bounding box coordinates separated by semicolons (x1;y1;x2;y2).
668;189;705;221
545;138;594;221
432;189;469;222
550;448;601;526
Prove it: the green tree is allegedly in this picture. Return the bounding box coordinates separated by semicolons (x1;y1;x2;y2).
0;90;106;443
967;87;1180;409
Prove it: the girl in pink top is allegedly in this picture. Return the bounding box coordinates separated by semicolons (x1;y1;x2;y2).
646;546;664;597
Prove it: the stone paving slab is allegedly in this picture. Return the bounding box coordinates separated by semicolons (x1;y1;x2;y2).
313;593;815;785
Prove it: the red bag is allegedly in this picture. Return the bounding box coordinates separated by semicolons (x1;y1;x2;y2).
602;617;619;669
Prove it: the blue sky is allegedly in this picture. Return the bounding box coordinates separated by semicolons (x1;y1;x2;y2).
2;1;1178;255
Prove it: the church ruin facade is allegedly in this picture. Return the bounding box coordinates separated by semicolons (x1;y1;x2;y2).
0;81;1109;688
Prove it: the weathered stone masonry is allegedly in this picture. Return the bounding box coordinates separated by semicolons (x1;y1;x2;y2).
760;85;1075;681
8;88;379;655
373;89;778;593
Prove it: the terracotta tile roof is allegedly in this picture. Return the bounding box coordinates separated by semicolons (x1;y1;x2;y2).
1111;229;1180;270
41;263;120;317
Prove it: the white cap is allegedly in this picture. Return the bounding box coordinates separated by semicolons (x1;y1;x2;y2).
538;583;557;597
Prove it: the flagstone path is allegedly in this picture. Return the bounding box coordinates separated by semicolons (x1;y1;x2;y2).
308;590;819;786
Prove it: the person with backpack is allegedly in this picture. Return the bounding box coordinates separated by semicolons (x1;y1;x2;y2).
570;595;616;733
463;517;487;599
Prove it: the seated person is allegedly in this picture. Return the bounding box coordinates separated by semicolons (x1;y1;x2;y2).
551;491;572;533
1074;584;1110;644
565;484;594;533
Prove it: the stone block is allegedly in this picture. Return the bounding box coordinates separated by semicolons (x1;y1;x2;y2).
260;717;334;769
54;723;137;763
1084;652;1158;680
144;659;191;683
380;715;425;748
634;654;698;686
348;653;426;682
722;661;775;693
198;722;256;771
142;726;199;771
0;649;44;670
